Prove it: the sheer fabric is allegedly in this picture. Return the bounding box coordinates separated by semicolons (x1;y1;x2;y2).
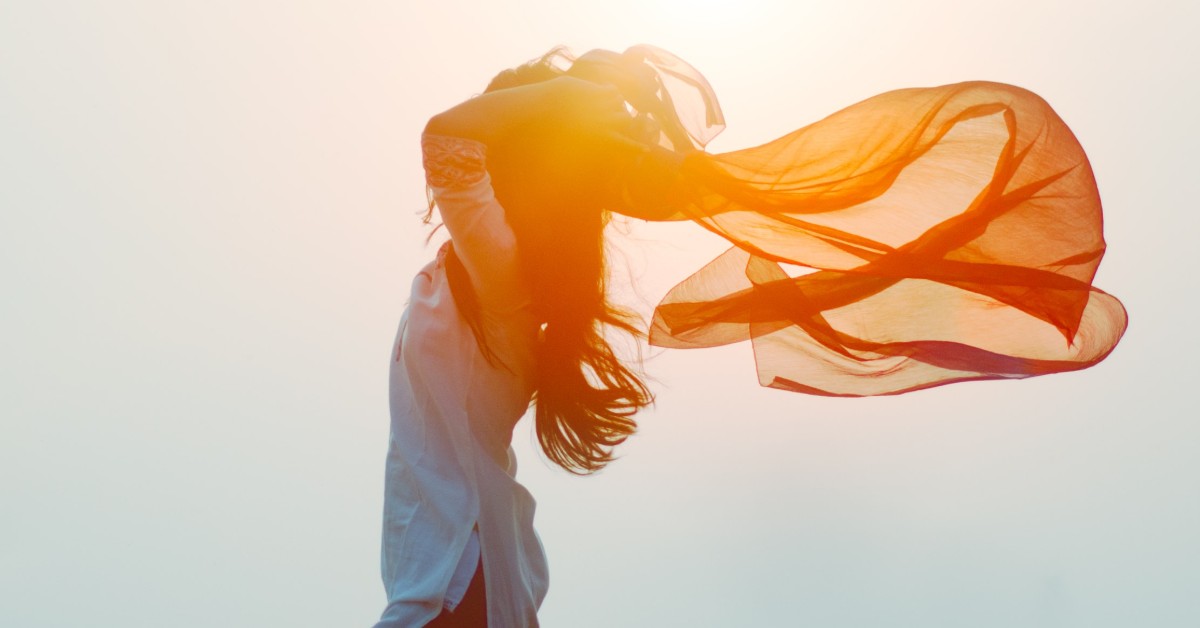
600;47;1127;396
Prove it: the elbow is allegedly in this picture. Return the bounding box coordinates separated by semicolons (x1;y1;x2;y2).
423;112;452;138
423;110;484;143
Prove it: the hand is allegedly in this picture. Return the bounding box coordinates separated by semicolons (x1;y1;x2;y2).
485;75;648;181
567;50;660;115
517;76;642;148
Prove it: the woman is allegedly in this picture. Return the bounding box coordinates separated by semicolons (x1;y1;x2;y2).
376;45;1126;627
374;50;659;628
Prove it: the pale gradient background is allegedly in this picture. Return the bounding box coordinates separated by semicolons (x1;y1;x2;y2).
2;1;1197;627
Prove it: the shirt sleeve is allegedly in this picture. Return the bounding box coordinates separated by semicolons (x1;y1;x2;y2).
421;133;529;313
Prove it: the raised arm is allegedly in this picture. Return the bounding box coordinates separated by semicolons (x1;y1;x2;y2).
421;77;643;310
424;76;628;149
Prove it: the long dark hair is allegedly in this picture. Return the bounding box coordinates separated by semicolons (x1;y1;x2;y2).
435;48;653;474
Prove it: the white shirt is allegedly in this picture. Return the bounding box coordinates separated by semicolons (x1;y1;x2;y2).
373;135;549;627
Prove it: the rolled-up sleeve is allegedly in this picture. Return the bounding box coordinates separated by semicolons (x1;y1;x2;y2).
422;133;528;313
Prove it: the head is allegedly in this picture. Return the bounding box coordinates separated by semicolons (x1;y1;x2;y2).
485;49;643;222
478;45;724;226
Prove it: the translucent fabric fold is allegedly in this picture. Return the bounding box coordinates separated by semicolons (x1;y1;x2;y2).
589;47;1128;396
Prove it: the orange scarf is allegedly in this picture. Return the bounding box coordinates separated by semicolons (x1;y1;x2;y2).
580;46;1127;396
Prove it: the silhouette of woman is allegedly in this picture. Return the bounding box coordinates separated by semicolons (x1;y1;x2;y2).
373;45;1125;627
373;49;656;628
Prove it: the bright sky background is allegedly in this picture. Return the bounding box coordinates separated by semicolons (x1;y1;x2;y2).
2;1;1197;626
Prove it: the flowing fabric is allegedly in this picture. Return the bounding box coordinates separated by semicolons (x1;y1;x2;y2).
593;46;1127;396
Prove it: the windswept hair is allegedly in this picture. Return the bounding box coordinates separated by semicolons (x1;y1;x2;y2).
435;48;653;474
